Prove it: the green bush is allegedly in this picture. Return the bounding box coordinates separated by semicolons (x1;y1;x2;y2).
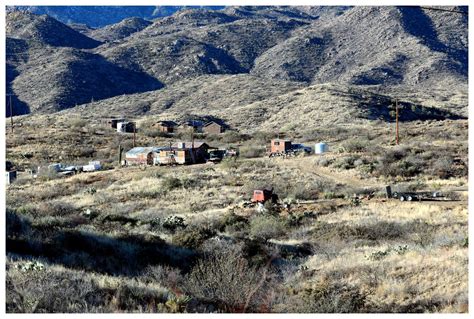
162;216;186;232
161;177;182;191
240;146;265;159
172;227;216;249
333;156;360;170
341;140;369;153
249;215;287;240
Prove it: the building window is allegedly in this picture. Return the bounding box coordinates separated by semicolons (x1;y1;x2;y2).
274;141;280;146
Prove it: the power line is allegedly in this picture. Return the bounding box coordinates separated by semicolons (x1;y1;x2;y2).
418;6;468;15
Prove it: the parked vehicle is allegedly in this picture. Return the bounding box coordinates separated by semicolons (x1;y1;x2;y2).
207;149;226;163
387;185;444;202
292;143;312;154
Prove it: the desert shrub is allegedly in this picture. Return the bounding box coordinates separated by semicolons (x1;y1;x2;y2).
341;139;369;153
219;131;248;143
217;212;249;235
36;169;60;182
251;131;274;143
6;209;32;238
162;216;186;232
161;177;182;191
34;184;75;201
33;215;88;230
375;148;424;178
316;157;333;167
353;221;405;241
249;215;287;241
141;128;170;138
379;146;409;163
431;155;454;179
289;182;319;200
36;201;77;217
183;242;276;312
286;278;367;313
71;118;88;129
333;156;360;170
172;226;216;249
143;265;183;289
6;266;98;313
71;146;95;158
110;283;169;312
239;146;265;159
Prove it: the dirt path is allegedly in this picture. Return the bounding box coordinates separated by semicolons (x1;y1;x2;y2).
270;156;382;189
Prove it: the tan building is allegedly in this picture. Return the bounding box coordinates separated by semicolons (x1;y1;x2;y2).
203;121;226;134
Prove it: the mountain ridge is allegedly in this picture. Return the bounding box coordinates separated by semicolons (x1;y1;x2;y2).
5;6;468;121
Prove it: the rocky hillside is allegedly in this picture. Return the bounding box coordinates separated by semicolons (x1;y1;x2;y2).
5;6;468;119
88;18;153;42
9;6;225;27
6;11;101;49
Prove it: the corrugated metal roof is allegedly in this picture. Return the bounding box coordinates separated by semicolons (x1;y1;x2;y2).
171;141;207;149
126;147;164;156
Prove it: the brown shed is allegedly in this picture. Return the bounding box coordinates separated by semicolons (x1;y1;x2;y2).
179;120;204;133
153;120;178;133
203;121;226;134
270;139;292;154
125;147;160;165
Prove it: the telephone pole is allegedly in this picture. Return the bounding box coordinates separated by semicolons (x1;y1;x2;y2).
133;123;136;148
7;93;14;133
395;99;399;145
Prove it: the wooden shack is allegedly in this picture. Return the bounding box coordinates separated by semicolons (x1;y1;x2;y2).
203;121;226;134
117;121;136;133
153;120;178;133
101;117;126;128
6;170;17;185
270;139;292;154
179;120;204;133
158;141;210;165
125;147;161;165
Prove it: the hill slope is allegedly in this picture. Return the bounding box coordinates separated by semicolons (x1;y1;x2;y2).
6;11;101;49
251;6;467;89
5;6;468;117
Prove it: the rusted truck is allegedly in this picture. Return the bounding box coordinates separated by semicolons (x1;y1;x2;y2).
251;187;279;204
268;139;311;157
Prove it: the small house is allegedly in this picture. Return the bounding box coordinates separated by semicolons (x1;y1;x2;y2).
153;120;178;133
125;147;162;165
6;170;17;185
270;139;292;154
83;161;102;172
179;120;204;133
101;117;126;128
203;121;226;134
158;141;210;165
117;121;136;133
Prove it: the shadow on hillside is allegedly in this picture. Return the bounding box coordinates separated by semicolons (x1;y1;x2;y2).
55;52;164;111
398;6;467;74
6;210;197;277
6;64;30;116
358;95;466;122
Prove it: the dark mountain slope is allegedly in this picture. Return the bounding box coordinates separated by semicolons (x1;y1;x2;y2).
101;35;245;84
9;6;225;27
99;13;308;81
4;6;468;117
12;47;163;113
251;6;467;89
88;17;153;42
6;11;101;49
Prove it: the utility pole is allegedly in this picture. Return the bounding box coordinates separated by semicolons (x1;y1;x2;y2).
118;144;123;166
133;123;136;148
395;99;399;145
7;94;14;133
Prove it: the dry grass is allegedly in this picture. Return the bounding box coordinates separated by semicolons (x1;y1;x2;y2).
5;111;468;313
